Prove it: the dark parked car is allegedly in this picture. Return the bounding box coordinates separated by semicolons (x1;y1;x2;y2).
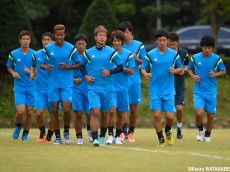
144;25;230;56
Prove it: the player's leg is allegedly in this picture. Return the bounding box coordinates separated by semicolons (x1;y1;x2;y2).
75;110;84;144
83;91;92;142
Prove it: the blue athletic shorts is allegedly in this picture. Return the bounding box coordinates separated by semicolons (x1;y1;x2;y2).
35;89;52;112
14;89;35;106
129;84;142;105
72;88;91;114
194;94;216;114
48;87;73;103
88;89;111;112
150;94;176;112
110;90;129;112
175;90;185;106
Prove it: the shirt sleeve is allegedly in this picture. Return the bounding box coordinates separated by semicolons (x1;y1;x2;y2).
71;48;80;64
137;44;146;60
174;54;183;69
32;54;36;67
187;56;195;70
111;51;122;66
82;51;89;65
127;54;135;68
6;54;14;68
216;58;226;72
141;54;150;71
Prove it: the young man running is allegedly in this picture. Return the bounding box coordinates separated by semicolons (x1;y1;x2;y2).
187;36;226;142
106;30;135;145
6;30;35;141
141;30;183;147
80;25;123;146
40;24;80;145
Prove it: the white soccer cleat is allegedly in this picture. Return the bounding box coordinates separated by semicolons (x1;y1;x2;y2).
204;137;211;142
87;130;93;142
114;137;122;145
77;138;84;145
106;135;114;144
196;131;204;141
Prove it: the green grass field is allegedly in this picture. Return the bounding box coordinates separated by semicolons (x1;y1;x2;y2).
0;128;229;172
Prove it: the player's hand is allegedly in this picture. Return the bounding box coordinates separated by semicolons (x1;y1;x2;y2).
169;67;175;74
85;75;94;84
193;75;201;82
30;72;36;80
12;72;20;79
73;78;82;84
24;65;30;74
144;73;152;80
46;64;54;70
59;62;67;68
179;69;185;75
102;68;110;77
209;70;216;77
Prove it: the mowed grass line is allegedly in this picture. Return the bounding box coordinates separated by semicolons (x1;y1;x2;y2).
0;128;229;172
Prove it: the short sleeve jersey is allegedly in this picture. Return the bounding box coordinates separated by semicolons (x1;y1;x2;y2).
81;45;122;90
142;47;183;96
111;48;135;91
32;49;49;89
188;52;226;95
123;40;146;85
73;55;87;92
42;41;79;88
6;48;35;91
174;47;189;91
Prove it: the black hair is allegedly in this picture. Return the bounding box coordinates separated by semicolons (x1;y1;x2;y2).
74;33;88;44
41;32;54;40
200;35;215;47
155;30;169;40
169;32;179;41
118;21;134;35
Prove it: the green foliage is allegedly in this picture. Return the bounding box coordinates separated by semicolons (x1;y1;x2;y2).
79;0;119;47
0;0;35;68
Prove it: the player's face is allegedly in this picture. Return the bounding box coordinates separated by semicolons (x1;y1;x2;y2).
75;40;87;55
168;40;178;51
54;30;65;45
124;28;133;43
19;35;30;49
156;36;168;51
202;46;213;57
42;36;53;47
95;31;107;47
112;36;122;51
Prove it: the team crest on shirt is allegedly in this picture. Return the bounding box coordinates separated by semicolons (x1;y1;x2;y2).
198;62;202;65
17;58;21;62
153;58;158;62
50;52;54;56
91;55;95;58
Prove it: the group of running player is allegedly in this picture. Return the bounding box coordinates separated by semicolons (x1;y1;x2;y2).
6;21;226;147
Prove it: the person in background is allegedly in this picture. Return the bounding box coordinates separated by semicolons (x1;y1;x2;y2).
168;32;189;139
30;32;55;143
187;36;226;142
72;33;92;144
118;21;146;142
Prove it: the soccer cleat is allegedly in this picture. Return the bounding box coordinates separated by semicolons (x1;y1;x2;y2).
22;134;28;141
63;132;72;144
53;138;62;145
157;138;165;147
99;137;105;146
37;132;46;143
45;138;52;143
106;135;114;144
92;139;99;146
87;130;93;142
204;137;211;142
165;131;174;145
12;127;21;139
77;138;84;145
177;128;183;139
128;133;135;142
196;131;204;141
114;137;122;144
